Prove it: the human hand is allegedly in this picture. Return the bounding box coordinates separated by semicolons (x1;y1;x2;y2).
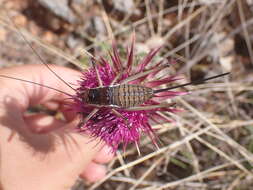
0;64;114;190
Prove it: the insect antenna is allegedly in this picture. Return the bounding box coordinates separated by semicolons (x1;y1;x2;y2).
0;74;73;97
154;72;230;94
3;10;76;92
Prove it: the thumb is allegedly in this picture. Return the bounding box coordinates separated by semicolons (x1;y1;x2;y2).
0;64;81;112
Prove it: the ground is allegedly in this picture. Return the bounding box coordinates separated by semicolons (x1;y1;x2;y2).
0;0;253;190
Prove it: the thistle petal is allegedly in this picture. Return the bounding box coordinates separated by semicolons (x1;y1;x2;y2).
112;40;123;71
136;46;163;73
126;34;135;74
145;75;183;88
109;51;120;72
129;64;168;84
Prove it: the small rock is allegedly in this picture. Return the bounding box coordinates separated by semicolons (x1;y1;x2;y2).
38;0;77;23
85;16;106;39
146;35;164;49
210;31;234;72
66;34;81;49
135;43;149;54
113;0;134;14
43;31;55;43
247;0;253;4
71;0;87;4
198;0;220;5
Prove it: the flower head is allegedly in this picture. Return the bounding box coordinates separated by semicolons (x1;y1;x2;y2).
72;37;185;152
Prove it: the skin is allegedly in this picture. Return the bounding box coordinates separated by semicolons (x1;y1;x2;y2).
0;64;114;190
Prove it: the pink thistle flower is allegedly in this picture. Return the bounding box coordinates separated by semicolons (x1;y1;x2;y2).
72;37;185;152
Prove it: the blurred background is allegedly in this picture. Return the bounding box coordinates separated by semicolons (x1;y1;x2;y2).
0;0;253;189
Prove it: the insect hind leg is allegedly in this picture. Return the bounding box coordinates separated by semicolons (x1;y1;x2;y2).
78;108;99;129
125;103;176;111
111;109;129;125
111;109;141;155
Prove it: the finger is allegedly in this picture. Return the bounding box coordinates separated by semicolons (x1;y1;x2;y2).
80;162;107;183
41;100;76;122
24;113;65;133
0;64;81;113
93;145;114;164
59;102;77;122
42;100;61;110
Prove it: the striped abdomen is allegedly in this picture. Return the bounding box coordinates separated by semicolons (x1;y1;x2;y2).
84;84;153;108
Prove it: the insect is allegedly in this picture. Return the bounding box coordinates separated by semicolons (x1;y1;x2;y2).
82;70;229;109
76;59;228;129
0;10;230;151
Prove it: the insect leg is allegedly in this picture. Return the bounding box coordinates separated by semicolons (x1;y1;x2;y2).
125;103;175;111
110;72;123;85
111;109;128;124
78;108;99;129
91;58;103;87
111;109;141;155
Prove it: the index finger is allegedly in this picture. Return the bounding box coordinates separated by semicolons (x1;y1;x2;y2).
0;64;81;112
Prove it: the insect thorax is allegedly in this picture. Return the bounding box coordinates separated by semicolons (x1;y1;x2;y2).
82;84;153;108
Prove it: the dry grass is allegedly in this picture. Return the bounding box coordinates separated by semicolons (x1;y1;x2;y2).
1;0;253;189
